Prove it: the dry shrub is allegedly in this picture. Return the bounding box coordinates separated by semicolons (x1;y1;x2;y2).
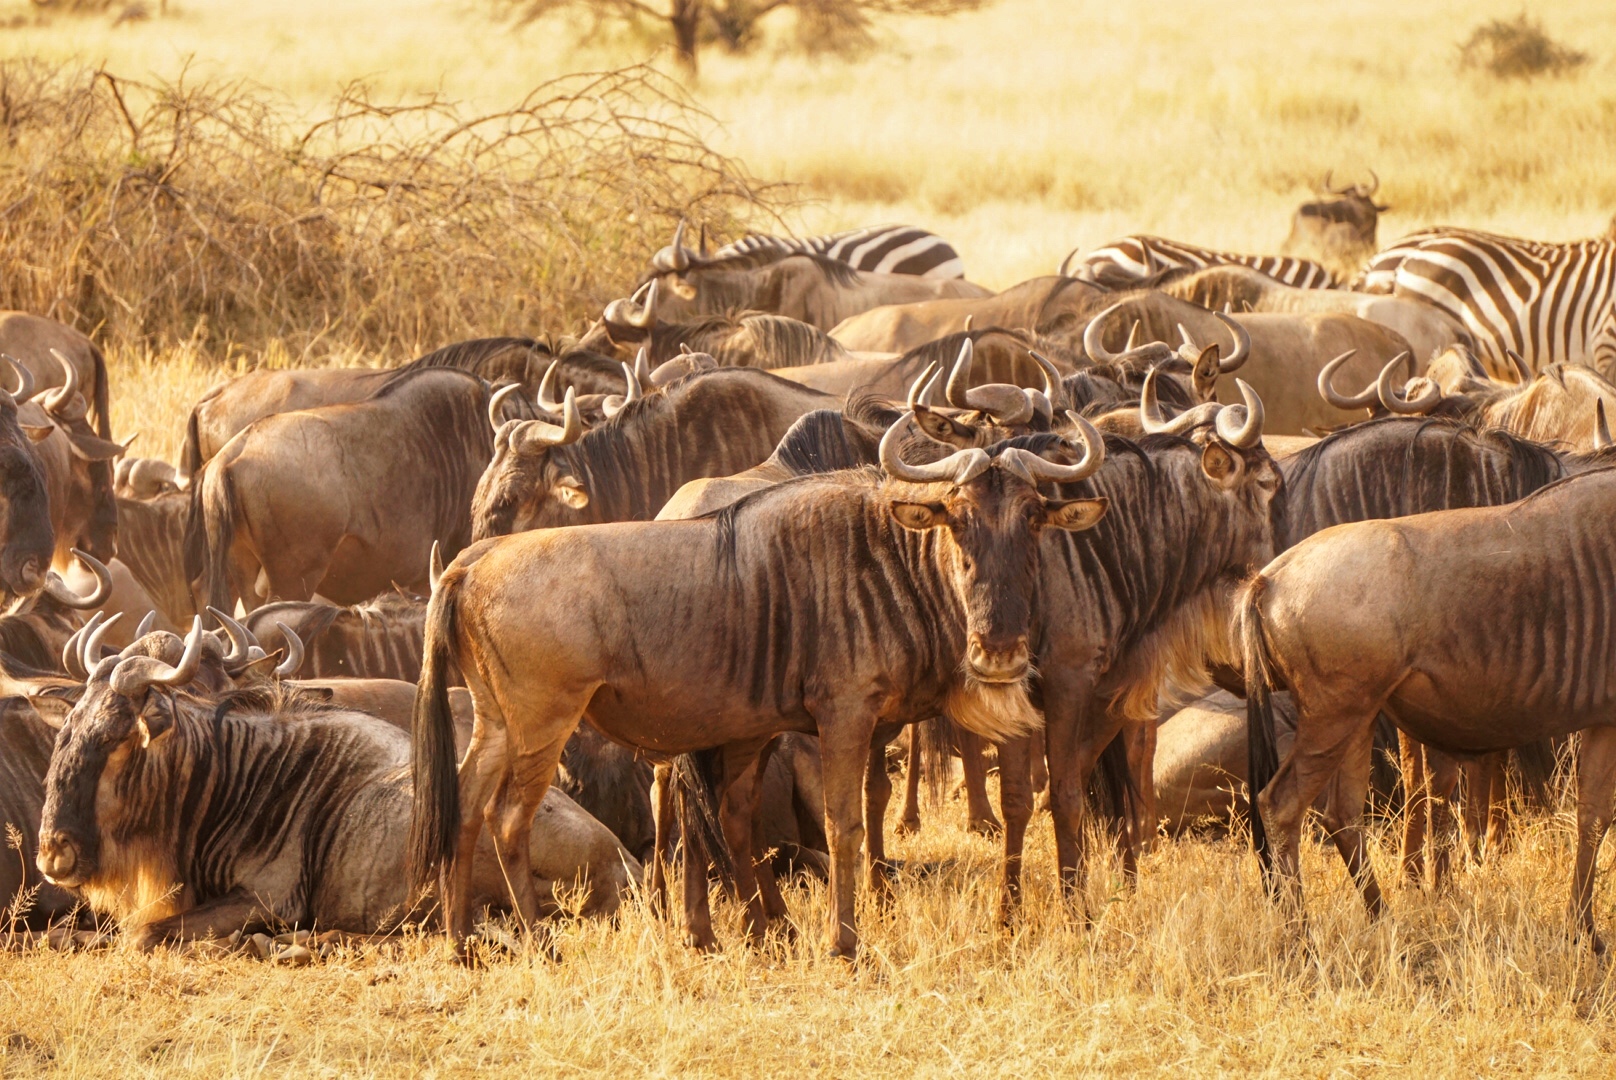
0;61;782;364
1459;14;1589;79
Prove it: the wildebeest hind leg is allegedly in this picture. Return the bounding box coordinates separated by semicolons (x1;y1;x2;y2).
863;726;900;900
1318;724;1384;919
1423;746;1462;890
648;763;674;918
488;737;569;945
717;738;777;944
958;728;1002;838
895;723;923;836
1569;725;1616;951
1397;731;1429;886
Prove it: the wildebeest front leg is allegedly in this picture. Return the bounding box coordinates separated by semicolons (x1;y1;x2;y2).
895;722;924;836
1569;725;1616;951
648;762;674;918
863;724;901;900
1043;682;1121;913
957;728;1003;838
814;704;878;960
995;733;1036;924
1398;730;1429;886
1423;745;1463;889
130;889;280;950
717;738;776;944
1121;717;1156;853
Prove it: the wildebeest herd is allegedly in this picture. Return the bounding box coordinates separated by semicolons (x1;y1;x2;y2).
6;175;1616;963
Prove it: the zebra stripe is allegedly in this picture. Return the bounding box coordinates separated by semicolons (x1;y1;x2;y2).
713;225;965;279
1062;235;1339;289
1361;229;1616;374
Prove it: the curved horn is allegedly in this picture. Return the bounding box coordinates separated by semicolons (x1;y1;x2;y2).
273;622;304;678
630;279;660;329
489;383;525;430
1317;350;1378;410
906;361;941;411
429;540;445;594
536;359;563;413
601;362;641;419
62;612;100;680
510;387;584;449
1177;324;1200;355
1366;169;1379;197
43;550;113;610
878;413;989;485
1139;368;1221;435
668;221;691;272
1596;401;1613;452
207;606;254;664
1322;169;1336;194
1212;309;1250;372
1058;247;1078;278
998;412;1107;485
1376;353;1440;414
698;222;710;260
110;615;205;697
1029;350;1063;409
1505;348;1532;385
81;611;122;672
134;610;156;640
621;360;642;403
1214;378;1265;449
0;354;35;403
634;346;652;387
945;339;974;408
1082;303;1125;363
1124;321;1142;353
43;349;79;414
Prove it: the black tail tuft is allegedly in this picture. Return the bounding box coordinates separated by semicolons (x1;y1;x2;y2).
673;751;736;889
407;576;462;893
1240;575;1281;866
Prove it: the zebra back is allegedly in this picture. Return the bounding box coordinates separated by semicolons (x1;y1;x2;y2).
1063;235;1338;290
713;224;964;279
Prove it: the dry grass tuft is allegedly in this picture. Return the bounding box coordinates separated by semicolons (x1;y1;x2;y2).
1460;14;1591;79
0;60;780;364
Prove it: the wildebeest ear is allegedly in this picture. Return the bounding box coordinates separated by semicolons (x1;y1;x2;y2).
1200;442;1245;488
553;476;590;510
21;423;54;443
889;502;948;531
65;430;127;462
911;407;975;446
1192;346;1221;400
137;700;174;748
1043;497;1108;532
25;684;83;727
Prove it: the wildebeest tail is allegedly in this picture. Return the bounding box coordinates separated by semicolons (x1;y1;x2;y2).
179;405;204;487
1512;738;1560;811
1088;730;1138;840
1240;574;1280;864
919;716;953;810
183;464;237;615
673;751;736;886
88;341;112;440
408;574;462;893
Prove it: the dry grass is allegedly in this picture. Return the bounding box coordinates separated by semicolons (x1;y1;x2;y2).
5;802;1616;1076
2;0;1616;1073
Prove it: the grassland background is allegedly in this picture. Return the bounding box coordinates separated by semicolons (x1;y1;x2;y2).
4;0;1616;1075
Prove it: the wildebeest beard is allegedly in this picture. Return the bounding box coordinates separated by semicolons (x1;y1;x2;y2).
948;664;1042;742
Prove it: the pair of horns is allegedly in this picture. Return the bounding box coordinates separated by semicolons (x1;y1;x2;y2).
603;279;660;330
649;220;698;274
206;605;303;678
879;406;1105;486
1084;304;1249;373
1;350;82;415
907;340;1063;425
1324;169;1379;198
1139;369;1267;449
1318;351;1438;414
491;375;584;451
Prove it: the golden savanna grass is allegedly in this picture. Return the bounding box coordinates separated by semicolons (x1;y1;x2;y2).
3;0;1616;1074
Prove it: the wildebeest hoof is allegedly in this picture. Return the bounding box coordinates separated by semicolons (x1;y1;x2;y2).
967;816;1003;838
895;816;921;837
683;932;721;954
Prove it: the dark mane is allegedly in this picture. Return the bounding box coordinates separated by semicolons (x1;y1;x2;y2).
375;337;541;393
765;409;883;477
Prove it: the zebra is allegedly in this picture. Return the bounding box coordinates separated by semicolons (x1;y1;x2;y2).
1357;227;1616;376
1059;235;1339;290
712;224;965;279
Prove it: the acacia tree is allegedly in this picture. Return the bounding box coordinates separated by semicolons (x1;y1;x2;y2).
505;0;988;74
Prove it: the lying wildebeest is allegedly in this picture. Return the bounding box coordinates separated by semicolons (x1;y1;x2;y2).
1279;173;1389;282
471;367;832;539
176;338;612;485
993;383;1283;917
0;311;113;440
33;621;639;947
410;413;1110;958
625;230;990;331
827;276;1109;354
186;366;497;612
1159;264;1470;362
244;592;427;681
775;327;1075;402
577;286;853;370
1242;467;1616;947
110;483;192;630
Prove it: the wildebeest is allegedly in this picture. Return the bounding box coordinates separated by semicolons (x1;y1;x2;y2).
410;413;1110;958
471;367;833;539
185;366;496;611
33;621;639;946
0;358;57;607
1279;173;1388;281
16;351;124;567
994;384;1283;916
0;312;113;440
1241;466;1616;947
577;287;853;369
625;243;990;330
1;700;82;930
775;327;1075;402
111;486;192;630
244;593;427;681
827;276;1109;354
